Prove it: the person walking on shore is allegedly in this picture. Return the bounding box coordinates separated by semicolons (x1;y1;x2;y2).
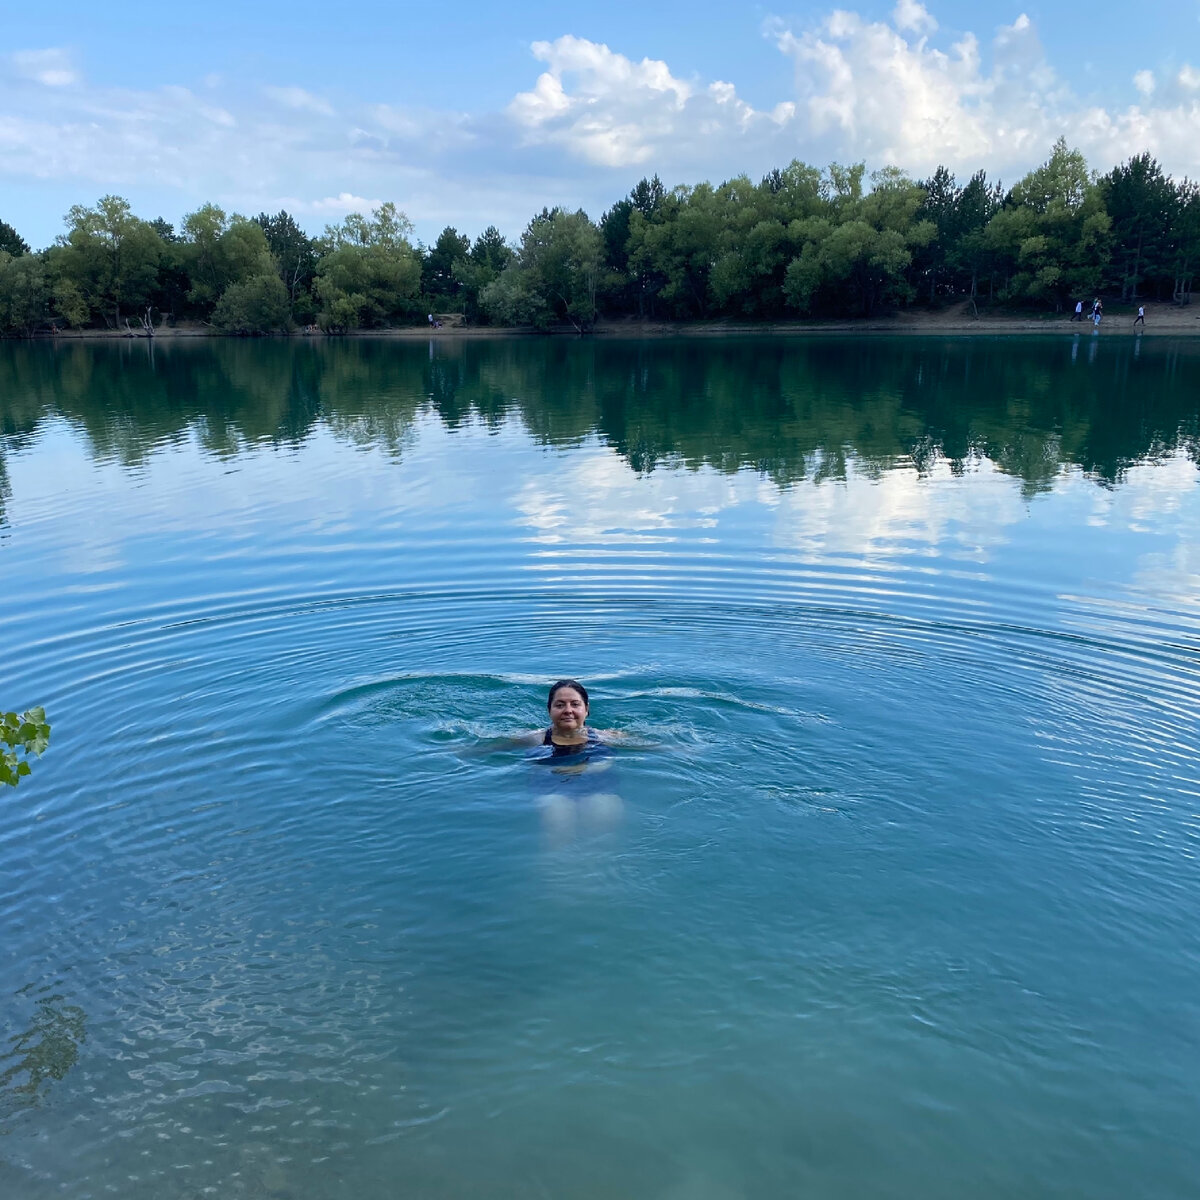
1071;300;1084;321
1134;304;1145;327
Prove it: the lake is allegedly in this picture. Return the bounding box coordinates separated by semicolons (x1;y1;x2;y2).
2;334;1199;1199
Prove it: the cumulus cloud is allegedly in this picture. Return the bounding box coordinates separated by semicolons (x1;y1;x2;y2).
762;9;1198;181
893;0;938;35
507;35;699;166
307;192;384;215
501;16;1200;191
10;48;78;87
263;85;334;116
506;34;797;170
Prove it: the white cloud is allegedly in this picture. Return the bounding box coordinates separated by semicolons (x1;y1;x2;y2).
306;192;384;215
507;35;700;167
762;10;1200;182
262;85;334;117
10;48;78;87
893;0;938;35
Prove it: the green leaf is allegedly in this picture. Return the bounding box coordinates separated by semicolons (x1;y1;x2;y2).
0;707;51;784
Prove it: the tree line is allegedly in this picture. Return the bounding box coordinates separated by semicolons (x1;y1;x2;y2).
0;139;1197;337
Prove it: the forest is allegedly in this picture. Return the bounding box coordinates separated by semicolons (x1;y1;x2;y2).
0;139;1197;337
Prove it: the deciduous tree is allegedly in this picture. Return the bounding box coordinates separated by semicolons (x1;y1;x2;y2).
314;203;421;330
481;209;602;331
52;196;164;327
0;253;49;336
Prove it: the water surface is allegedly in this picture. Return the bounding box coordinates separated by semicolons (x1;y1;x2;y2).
2;336;1199;1199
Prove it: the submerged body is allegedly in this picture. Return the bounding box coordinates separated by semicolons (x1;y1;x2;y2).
529;679;622;839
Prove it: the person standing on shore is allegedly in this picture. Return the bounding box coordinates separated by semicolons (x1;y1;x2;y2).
1072;300;1084;321
1134;304;1145;327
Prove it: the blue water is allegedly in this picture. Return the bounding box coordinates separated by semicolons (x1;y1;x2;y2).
2;336;1199;1198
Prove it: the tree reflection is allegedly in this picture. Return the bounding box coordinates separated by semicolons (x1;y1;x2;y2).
0;337;1197;494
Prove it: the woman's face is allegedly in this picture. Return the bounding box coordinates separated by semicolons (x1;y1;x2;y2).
549;687;589;735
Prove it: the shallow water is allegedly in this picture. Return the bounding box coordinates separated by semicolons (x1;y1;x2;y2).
2;335;1199;1199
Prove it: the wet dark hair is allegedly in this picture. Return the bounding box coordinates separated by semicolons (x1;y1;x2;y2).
547;679;589;710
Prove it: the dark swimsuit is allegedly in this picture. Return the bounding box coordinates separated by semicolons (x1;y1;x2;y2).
530;727;611;766
541;727;603;756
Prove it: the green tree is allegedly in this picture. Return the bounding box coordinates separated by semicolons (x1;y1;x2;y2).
1171;179;1200;305
148;237;190;322
0;253;49;336
51;196;164;327
1100;154;1177;299
211;273;291;333
148;218;179;243
422;227;471;307
784;166;934;315
452;226;515;322
945;170;1004;308
914;165;957;303
707;181;788;317
182;205;276;314
626;184;727;318
314;202;422;330
481;208;603;331
985;140;1110;309
0;220;30;257
255;210;318;316
1;707;51;787
601;175;667;316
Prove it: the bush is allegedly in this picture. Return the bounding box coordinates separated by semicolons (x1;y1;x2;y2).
212;273;291;334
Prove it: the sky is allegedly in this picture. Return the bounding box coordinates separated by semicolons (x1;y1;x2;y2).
2;0;1199;250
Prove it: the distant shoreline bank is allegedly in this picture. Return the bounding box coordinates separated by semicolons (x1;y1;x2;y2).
20;301;1200;341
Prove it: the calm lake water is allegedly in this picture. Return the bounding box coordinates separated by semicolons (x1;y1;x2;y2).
2;335;1199;1199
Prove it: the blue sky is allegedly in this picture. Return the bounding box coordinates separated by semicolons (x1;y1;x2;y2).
3;0;1199;249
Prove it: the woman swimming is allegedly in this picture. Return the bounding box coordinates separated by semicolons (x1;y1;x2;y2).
526;679;621;838
524;678;628;762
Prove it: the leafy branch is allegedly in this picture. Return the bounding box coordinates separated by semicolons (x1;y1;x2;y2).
1;707;51;786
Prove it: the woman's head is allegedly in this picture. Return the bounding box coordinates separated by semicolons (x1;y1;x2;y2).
547;679;589;733
547;679;589;711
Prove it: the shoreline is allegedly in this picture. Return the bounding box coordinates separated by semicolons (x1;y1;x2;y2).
22;301;1200;341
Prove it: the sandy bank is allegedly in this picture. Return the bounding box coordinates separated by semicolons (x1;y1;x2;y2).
29;300;1200;340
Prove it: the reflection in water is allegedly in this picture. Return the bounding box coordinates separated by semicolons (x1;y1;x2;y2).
0;987;86;1119
1;336;1198;498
